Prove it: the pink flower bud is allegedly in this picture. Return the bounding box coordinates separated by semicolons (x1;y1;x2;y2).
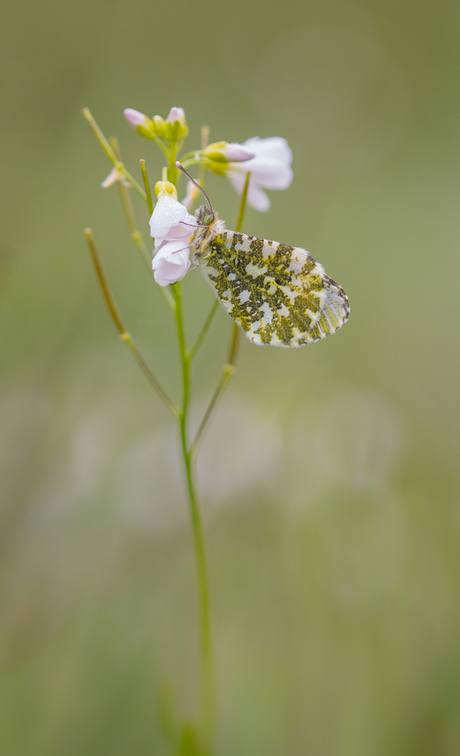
223;143;255;162
123;108;148;128
166;107;185;125
165;107;188;140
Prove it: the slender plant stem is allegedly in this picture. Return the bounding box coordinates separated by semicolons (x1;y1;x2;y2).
180;150;204;163
140;159;154;216
84;229;178;416
171;282;214;750
168;144;180;188
181;124;219;366
181;158;205;170
201;125;210;150
180;127;210;220
151;135;170;161
82;108;146;200
235;169;251;235
189;300;219;362
190;172;251;454
109;137;151;269
190;320;240;457
180;126;209;165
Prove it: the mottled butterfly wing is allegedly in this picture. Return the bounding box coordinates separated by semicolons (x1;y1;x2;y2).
202;230;349;346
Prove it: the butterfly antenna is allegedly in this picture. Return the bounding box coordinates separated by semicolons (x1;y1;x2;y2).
175;161;213;214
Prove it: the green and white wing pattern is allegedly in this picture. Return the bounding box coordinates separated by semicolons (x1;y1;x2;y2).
202;230;349;346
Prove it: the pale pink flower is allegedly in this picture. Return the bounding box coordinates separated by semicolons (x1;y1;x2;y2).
149;195;197;248
150;191;197;286
226;137;293;212
151;240;191;287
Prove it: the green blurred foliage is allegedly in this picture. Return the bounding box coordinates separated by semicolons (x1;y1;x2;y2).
1;0;460;753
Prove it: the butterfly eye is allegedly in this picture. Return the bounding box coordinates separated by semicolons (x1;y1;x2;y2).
203;214;214;226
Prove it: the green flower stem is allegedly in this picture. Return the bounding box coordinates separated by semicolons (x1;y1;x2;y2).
109;137;151;269
168;145;179;189
185;127;216;364
150;134;171;161
181;158;205;170
180;126;209;163
180;150;204;163
82;108;146;201
189;172;250;454
235;169;251;234
84;229;178;416
140;159;154;216
189;299;220;362
189;320;240;457
171;281;214;750
201;125;210;150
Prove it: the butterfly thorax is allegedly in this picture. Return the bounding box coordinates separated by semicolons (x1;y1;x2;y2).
192;205;226;262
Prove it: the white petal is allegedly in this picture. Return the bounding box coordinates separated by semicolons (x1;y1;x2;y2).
244;158;293;190
227;172;271;212
151;240;191;286
245;182;271;212
226;170;246;193
149;196;197;241
243;136;293;164
153;239;190;260
227;136;293;195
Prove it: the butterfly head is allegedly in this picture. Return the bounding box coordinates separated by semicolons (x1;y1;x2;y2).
195;204;215;228
192;204;226;259
173;163;225;257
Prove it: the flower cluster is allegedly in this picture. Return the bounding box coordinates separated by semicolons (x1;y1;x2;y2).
124;106;188;141
115;106;294;285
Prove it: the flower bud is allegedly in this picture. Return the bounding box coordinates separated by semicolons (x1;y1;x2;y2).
165;107;188;141
152;115;166;139
154;181;178;200
123;108;155;139
202;141;229;163
201;141;256;175
203;141;255;163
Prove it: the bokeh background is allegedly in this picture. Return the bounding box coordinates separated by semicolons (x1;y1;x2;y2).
1;0;460;753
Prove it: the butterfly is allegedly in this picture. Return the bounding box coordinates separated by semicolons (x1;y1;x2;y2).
191;204;349;347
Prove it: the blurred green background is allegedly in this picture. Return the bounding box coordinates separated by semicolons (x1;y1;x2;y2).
1;0;460;753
